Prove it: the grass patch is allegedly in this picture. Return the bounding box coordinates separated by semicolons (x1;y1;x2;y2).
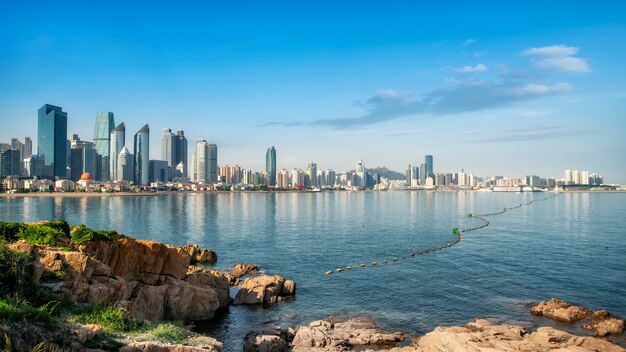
147;321;186;344
0;297;57;329
0;241;35;299
70;225;118;245
67;303;139;332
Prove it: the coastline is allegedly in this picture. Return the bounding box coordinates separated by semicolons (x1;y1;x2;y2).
1;189;625;198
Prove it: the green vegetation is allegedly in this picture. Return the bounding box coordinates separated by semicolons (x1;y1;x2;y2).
0;222;27;242
147;321;186;344
0;297;56;329
68;303;138;332
0;241;35;299
16;225;65;246
70;225;117;245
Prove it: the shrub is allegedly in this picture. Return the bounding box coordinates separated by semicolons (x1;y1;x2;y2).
0;222;27;242
0;241;35;299
70;225;117;245
16;225;65;246
68;304;139;332
0;297;56;328
35;220;70;236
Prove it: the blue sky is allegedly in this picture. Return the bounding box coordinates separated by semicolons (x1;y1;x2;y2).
1;1;625;182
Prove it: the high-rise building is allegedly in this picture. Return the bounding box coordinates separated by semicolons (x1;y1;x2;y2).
93;112;115;181
208;143;217;182
23;137;32;159
266;146;276;186
38;104;68;178
133;124;150;185
69;146;96;181
161;128;177;168
564;170;573;184
419;163;426;184
175;130;188;178
0;149;21;178
149;160;169;183
355;160;366;187
117;146;133;181
110;122;125;181
305;162;317;187
192;140;209;182
425;155;433;178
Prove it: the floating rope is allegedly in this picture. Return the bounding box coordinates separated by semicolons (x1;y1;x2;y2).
324;193;559;275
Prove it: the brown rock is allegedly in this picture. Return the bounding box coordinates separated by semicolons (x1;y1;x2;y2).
282;280;296;296
234;275;288;305
530;298;592;322
226;263;260;287
181;244;217;265
243;332;288;352
582;310;625;336
184;267;230;308
120;340;221;352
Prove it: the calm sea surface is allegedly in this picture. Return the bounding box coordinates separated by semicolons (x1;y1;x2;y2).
1;191;625;350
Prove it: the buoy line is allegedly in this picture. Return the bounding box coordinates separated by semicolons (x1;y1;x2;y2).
324;193;559;275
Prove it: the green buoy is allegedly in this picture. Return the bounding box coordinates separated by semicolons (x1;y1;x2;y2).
452;228;459;234
467;213;472;218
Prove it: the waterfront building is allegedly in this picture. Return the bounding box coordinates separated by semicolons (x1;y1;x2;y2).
161;128;177;168
419;163;426;184
117;146;133;182
110;122;125;181
266;146;276;186
242;169;253;185
192;140;209;182
69;143;96;181
10;138;23;163
290;168;305;188
277;168;289;188
133;124;150;185
149;160;169;183
572;170;581;185
355;160;366;187
23;137;32;160
93;112;115;181
38;104;68;178
174;130;188;178
0;149;21;178
320;169;336;187
435;173;446;186
425;155;433;179
208;143;217;182
564;169;573;184
305;162;317;187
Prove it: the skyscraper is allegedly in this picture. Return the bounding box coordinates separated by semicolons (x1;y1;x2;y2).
208;143;217;182
110;122;125;181
425;155;433;178
117;146;133;181
38;104;68;178
161;128;177;168
306;162;318;187
0;149;21;178
133;124;150;185
355;160;366;187
23;137;32;159
93;112;115;181
193;140;209;182
175;130;188;178
266;146;276;186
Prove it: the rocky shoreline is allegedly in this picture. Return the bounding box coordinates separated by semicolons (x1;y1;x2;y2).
1;220;624;351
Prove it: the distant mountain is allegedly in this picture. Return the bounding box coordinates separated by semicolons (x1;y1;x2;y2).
367;166;405;180
348;166;405;180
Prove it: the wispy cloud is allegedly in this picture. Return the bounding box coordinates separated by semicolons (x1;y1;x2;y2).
263;45;587;129
455;64;487;73
522;45;590;73
464;128;596;143
463;38;476;46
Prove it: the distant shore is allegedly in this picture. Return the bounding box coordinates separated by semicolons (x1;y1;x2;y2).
1;189;624;198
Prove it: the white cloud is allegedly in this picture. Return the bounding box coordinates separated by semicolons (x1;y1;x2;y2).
455;64;487;73
522;45;590;73
463;38;476;46
512;82;572;95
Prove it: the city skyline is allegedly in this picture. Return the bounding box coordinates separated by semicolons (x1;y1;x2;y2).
1;2;625;182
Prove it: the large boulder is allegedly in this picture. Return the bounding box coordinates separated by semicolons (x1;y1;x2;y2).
530;298;591;322
290;317;404;350
233;275;295;305
80;236;192;285
184;266;230;308
243;331;289;352
226;263;260;287
182;244;217;265
582;310;625;336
